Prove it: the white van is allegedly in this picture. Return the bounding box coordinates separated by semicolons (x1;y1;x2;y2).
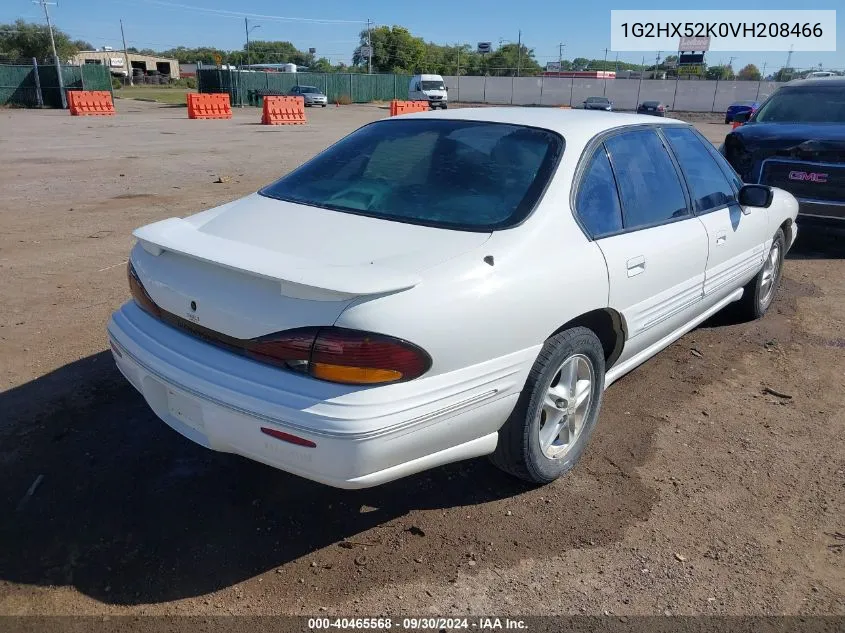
408;74;448;109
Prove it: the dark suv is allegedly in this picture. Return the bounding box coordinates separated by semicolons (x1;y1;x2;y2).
721;77;845;226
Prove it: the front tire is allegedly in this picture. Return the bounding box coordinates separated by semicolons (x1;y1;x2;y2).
490;327;605;484
737;228;786;320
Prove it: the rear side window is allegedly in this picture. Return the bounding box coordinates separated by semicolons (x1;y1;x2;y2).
260;119;564;231
662;126;736;213
604;129;689;230
575;145;623;237
694;129;744;190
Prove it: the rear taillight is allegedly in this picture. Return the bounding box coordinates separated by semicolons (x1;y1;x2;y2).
124;264;430;385
657;105;665;111
248;327;431;385
127;261;161;318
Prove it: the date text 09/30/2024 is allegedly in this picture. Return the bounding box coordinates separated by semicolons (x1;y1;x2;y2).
307;617;528;630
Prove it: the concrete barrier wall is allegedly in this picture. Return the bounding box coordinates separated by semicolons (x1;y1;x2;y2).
442;75;786;112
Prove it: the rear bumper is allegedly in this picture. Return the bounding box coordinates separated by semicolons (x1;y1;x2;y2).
107;302;531;488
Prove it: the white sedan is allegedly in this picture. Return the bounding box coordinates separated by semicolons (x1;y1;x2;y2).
108;108;798;489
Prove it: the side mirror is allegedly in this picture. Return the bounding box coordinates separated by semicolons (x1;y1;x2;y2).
732;111;750;124
444;86;448;91
738;184;773;208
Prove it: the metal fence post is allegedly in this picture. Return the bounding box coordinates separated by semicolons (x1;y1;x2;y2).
32;57;44;107
349;73;353;102
539;75;544;105
710;77;719;113
80;65;86;91
510;75;514;104
569;77;574;107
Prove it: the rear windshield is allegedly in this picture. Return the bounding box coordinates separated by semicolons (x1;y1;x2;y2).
259;119;564;231
753;86;845;123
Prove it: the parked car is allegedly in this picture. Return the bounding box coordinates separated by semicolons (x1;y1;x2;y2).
109;109;797;489
583;96;612;111
725;100;760;124
637;100;668;116
409;74;448;109
288;85;327;107
721;77;845;226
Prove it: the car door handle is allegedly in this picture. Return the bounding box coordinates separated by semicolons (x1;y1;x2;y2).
626;255;646;277
715;230;727;245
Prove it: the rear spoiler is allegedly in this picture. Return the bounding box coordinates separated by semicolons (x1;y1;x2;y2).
133;218;421;300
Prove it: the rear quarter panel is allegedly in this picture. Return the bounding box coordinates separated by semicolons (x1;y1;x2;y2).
334;181;610;378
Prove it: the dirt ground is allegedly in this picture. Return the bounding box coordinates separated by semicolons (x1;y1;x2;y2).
0;101;843;618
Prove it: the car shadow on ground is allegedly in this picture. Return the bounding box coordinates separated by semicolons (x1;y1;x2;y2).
786;225;845;260
0;344;662;607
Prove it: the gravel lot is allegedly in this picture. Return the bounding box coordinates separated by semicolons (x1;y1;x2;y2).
0;101;843;617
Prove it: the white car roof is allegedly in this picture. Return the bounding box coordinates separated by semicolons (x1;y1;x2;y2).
399;107;687;151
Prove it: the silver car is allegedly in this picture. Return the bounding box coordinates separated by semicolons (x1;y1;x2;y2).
289;85;328;107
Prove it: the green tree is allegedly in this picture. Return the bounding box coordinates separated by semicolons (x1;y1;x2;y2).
244;40;313;66
773;67;795;82
737;63;761;81
309;57;333;73
71;39;93;51
484;43;542;76
159;46;227;64
571;57;589;71
354;25;426;74
0;19;79;61
706;64;735;80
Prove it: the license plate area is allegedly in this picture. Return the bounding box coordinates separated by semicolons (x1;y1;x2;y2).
167;388;205;433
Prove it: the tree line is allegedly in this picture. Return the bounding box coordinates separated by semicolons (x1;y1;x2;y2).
0;18;820;82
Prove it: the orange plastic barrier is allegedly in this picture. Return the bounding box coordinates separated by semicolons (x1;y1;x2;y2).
731;121;742;129
187;93;232;119
262;96;306;125
389;100;430;116
558;105;572;109
68;90;115;116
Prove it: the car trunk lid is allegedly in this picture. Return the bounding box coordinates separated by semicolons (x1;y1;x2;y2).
131;194;490;339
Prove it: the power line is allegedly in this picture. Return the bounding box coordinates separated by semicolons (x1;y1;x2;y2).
123;0;364;24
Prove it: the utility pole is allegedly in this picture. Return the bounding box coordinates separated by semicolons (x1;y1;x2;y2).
756;61;767;100
516;29;522;77
655;50;661;78
727;56;737;79
33;0;65;108
120;18;132;86
558;42;565;76
365;19;372;74
603;48;609;95
244;19;260;69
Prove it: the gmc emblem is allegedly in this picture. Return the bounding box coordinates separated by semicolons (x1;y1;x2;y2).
788;170;828;183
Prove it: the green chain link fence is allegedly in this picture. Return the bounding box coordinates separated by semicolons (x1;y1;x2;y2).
0;62;113;108
197;68;411;106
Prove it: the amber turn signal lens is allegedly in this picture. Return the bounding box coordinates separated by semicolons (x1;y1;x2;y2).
311;363;403;384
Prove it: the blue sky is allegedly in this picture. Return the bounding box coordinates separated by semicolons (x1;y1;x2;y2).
5;0;843;71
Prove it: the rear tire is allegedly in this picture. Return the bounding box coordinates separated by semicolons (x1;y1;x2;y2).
490;327;605;484
737;228;785;320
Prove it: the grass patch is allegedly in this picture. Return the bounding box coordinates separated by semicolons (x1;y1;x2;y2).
115;86;195;105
